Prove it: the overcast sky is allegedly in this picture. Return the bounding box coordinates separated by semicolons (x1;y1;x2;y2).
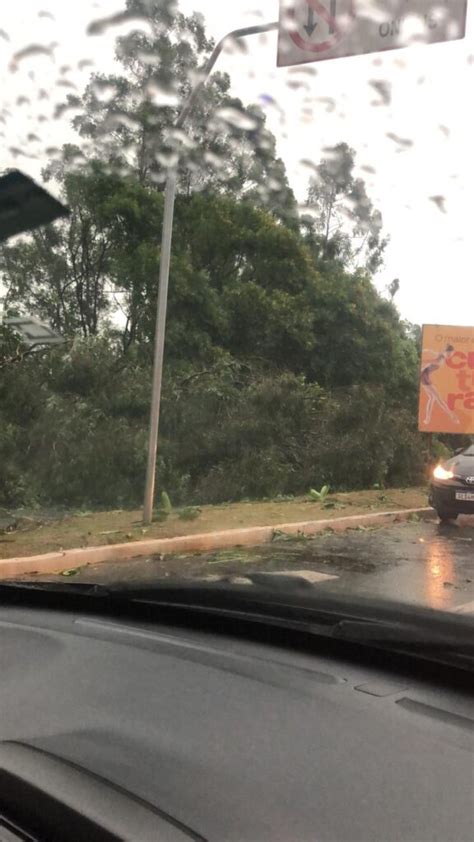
1;0;473;327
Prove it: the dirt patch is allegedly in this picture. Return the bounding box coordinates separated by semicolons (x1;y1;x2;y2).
0;487;428;561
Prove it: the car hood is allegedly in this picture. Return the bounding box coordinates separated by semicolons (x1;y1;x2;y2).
446;455;474;480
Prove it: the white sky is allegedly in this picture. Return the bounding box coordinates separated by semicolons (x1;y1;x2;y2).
1;0;473;326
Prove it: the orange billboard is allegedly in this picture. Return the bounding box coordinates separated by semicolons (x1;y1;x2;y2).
419;324;474;434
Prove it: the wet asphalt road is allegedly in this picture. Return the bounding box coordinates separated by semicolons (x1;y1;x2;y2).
47;515;474;614
304;517;474;613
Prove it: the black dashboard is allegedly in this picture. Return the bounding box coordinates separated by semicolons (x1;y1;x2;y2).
0;595;473;841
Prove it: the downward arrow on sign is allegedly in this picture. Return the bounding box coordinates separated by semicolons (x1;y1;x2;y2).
304;7;317;37
303;2;338;39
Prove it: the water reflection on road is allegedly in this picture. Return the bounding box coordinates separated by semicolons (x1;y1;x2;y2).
284;517;474;613
423;535;455;611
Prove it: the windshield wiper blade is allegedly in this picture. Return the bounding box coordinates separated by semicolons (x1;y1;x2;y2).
1;580;472;670
0;581;111;598
116;583;474;664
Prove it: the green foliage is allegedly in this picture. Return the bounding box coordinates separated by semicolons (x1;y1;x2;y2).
160;492;173;513
305;142;387;273
178;507;201;521
430;439;451;463
0;336;148;507
0;175;424;510
0;330;424;509
46;0;297;222
0;6;426;512
309;486;330;502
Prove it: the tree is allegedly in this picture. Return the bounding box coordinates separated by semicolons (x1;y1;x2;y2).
0;169;118;337
387;278;400;301
0;324;39;371
0;166;165;346
48;0;297;223
305;142;387;273
1;167;417;402
0;54;425;511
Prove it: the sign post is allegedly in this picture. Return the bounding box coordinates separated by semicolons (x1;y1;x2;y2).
278;0;467;67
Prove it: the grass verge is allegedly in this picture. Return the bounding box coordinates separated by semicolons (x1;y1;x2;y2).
0;488;429;561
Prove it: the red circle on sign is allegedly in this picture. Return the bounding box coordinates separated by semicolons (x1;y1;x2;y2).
289;0;354;54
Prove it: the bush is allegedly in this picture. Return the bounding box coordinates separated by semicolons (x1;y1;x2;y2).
0;339;426;510
304;387;425;491
161;372;426;504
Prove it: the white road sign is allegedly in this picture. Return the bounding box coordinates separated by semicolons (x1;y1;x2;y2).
278;0;467;67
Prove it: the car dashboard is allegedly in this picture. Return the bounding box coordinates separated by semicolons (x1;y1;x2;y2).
0;598;473;841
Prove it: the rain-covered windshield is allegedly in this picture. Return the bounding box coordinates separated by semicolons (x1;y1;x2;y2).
0;0;473;617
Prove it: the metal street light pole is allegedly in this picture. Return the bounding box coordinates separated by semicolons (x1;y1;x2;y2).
143;20;279;525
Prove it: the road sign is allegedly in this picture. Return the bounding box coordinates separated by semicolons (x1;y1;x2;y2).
278;1;467;67
0;170;69;243
3;316;65;348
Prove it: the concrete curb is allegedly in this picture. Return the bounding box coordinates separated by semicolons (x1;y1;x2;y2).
0;507;435;579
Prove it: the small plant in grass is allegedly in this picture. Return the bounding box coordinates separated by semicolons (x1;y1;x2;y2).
309;485;330;503
178;507;202;521
152;491;173;523
160;492;173;513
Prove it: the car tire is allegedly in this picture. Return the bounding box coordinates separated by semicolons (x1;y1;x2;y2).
437;509;458;523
